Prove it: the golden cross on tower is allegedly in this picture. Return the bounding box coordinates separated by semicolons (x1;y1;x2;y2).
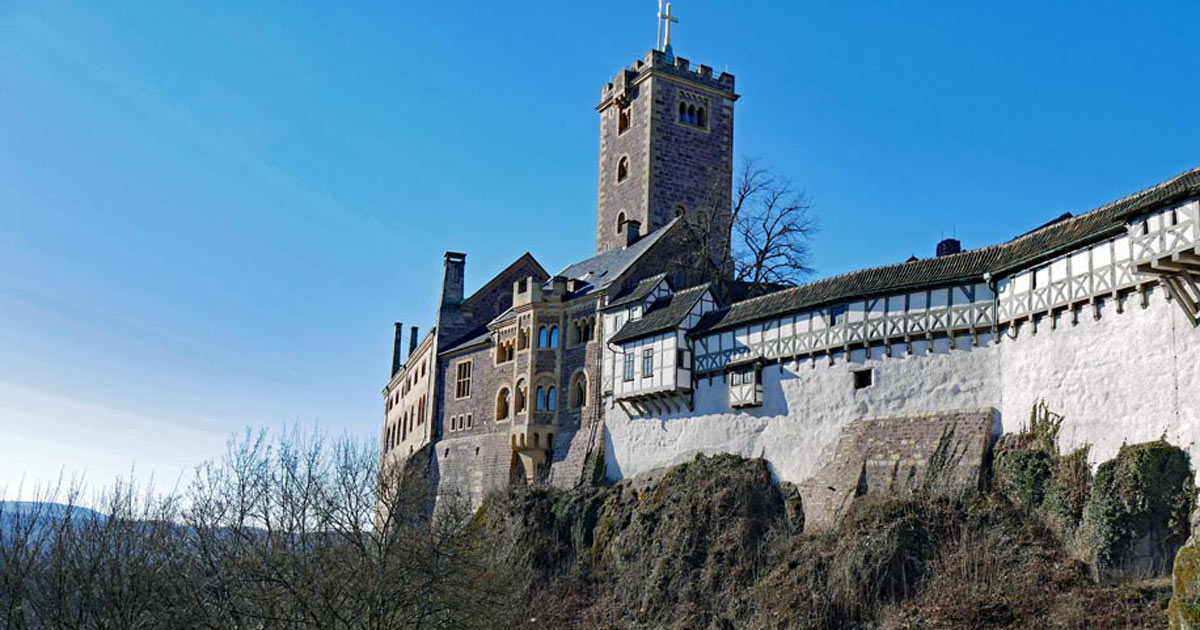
657;1;679;52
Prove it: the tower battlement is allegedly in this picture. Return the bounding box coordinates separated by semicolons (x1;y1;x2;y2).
599;49;735;110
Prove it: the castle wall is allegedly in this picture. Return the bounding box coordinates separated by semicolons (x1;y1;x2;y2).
604;287;1200;502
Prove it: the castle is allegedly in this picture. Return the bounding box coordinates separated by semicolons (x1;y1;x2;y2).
381;27;1200;524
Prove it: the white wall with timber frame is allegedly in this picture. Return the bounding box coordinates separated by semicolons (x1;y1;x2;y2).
603;196;1200;488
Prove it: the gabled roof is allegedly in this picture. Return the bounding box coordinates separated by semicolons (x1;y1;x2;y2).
462;252;548;310
610;284;712;345
555;218;681;295
693;165;1200;336
605;273;671;310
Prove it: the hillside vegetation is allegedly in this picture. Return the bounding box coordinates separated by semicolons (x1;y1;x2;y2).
482;423;1196;629
1;421;1196;629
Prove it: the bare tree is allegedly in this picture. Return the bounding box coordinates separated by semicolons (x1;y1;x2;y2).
681;158;816;298
0;429;523;630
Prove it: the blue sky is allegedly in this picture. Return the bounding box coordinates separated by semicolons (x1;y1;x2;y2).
2;0;1198;497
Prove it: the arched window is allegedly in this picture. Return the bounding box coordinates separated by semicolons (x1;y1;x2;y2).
570;372;588;409
617;212;626;233
538;326;548;348
548;326;559;348
697;107;706;127
617;156;629;182
515;380;527;413
588;317;596;341
618;107;631;133
679;102;687;122
535;386;546;411
546;387;557;411
496;387;511;421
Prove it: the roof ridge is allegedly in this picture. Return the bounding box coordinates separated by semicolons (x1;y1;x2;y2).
722;164;1200;315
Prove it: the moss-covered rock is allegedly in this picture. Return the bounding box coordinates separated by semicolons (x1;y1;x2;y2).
994;446;1054;512
1077;440;1196;582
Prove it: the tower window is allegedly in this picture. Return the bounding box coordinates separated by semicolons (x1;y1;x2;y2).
617;211;626;233
617;156;629;182
678;101;708;129
618;106;631;133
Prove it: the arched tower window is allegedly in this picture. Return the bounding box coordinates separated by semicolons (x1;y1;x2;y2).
678;102;687;122
617;156;629;182
687;105;696;124
618;106;631;133
570;372;588;409
546;386;557;411
617;212;626;233
548;326;559;348
496;387;511;421
697;107;706;127
515;380;527;414
538;326;548;348
535;386;546;411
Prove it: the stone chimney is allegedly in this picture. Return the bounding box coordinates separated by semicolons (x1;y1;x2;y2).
550;275;568;295
441;252;466;307
391;322;403;377
409;326;419;357
625;220;642;247
936;238;962;257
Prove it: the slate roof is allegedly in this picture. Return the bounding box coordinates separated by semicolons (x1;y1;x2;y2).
610;284;712;345
694;165;1200;336
555;218;680;294
605;273;671;310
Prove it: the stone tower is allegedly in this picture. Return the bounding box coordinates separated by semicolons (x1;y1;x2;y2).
594;49;737;257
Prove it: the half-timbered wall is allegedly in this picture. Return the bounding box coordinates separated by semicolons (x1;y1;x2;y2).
604;197;1200;496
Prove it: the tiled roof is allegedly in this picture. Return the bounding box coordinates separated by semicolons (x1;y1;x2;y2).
555;218;681;294
610;284;712;345
605;273;671;309
694;165;1200;336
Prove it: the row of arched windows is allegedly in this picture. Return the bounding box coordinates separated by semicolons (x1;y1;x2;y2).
537;326;559;348
535;386;557;411
679;102;707;127
494;372;589;421
570;317;596;345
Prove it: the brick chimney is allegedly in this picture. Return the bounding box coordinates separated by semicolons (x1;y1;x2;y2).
441;252;466;307
625;220;642;247
391;322;403;377
936;238;962;257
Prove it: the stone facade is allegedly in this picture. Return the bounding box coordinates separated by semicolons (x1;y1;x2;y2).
596;49;736;259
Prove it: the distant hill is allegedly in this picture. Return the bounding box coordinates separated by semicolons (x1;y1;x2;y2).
0;501;106;530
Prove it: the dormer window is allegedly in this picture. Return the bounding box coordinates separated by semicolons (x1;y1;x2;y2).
727;357;763;408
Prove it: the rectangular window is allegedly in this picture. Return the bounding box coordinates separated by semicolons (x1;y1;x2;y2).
455;360;472;399
623;352;634;382
853;368;874;390
466;414;473;429
642;348;653;378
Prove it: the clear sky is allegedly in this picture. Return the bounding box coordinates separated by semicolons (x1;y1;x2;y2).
2;0;1199;498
